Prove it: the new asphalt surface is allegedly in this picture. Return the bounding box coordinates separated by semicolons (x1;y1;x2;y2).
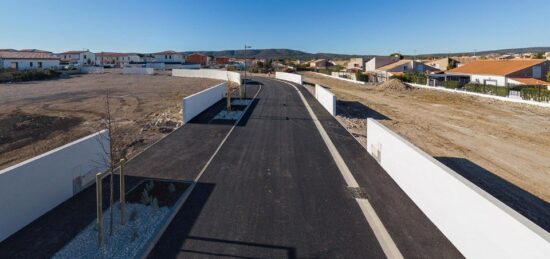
0;77;462;258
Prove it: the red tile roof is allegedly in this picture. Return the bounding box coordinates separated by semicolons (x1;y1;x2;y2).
510;78;550;86
61;50;90;54
447;59;547;76
0;51;59;60
95;52;129;57
154;50;180;55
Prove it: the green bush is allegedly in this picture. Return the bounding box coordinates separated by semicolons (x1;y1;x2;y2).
355;72;369;82
463;83;509;97
391;72;427;85
520;85;550;102
443;81;461;89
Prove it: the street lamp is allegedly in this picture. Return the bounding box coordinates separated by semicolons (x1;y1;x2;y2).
244;45;251;98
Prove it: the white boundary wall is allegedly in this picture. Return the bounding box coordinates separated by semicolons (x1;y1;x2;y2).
275;72;302;84
408;83;550;108
314;84;336;116
80;66;104;74
182;83;226;123
173;69;241;85
366;119;550;258
123;67;154;75
0;130;109;242
317;72;366;84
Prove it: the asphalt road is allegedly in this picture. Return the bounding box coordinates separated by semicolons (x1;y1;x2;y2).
148;77;462;258
0;78;461;258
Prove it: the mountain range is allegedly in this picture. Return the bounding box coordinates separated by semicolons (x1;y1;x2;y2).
182;47;550;60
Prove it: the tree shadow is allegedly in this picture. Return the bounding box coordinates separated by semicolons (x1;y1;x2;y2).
436;156;550;232
336;100;391;121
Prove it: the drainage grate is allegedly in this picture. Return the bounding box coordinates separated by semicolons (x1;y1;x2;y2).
347;187;368;199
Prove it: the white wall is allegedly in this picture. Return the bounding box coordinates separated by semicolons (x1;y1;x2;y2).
366;119;550;258
275;72;302;84
318;72;365;85
182;83;226;123
80;66;104;74
172;69;241;85
315;84;336;116
0;130;109;242
122;67;154;75
1;59;59;70
145;62;166;70
470;74;507;86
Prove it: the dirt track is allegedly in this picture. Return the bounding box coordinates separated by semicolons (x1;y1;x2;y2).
303;72;550;205
0;70;221;170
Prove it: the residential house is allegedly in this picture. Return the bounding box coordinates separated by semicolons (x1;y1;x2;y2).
309;59;332;69
376;59;439;75
0;50;60;70
365;56;400;72
58;50;95;66
423;57;460;71
153;51;184;63
347;57;364;71
95;52;130;67
186;53;210;66
440;59;550;86
214;56;230;65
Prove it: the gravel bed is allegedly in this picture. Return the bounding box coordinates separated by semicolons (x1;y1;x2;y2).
53;202;171;259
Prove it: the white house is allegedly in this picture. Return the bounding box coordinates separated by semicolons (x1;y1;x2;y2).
444;59;550;87
347;57;365;70
0;50;60;70
153;51;184;63
365;56;400;72
58;50;95;66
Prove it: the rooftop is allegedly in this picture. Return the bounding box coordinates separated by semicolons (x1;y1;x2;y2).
510;77;550;86
0;51;59;60
447;59;547;76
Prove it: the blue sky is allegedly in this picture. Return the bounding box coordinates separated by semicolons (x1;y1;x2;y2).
1;0;549;55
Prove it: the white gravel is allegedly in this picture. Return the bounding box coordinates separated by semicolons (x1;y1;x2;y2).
53;202;171;259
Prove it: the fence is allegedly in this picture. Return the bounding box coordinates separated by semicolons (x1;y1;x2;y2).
182;83;226;123
314;84;336;116
0;130;109;242
122;67;154;75
407;83;550;108
275;72;302;84
80;66;104;74
366;119;550;258
172;69;241;85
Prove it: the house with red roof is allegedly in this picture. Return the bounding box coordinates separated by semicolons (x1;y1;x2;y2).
0;50;59;70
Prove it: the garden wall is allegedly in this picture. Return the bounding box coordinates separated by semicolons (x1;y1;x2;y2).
172;69;241;85
0;130;109;242
314;84;336;116
123;67;154;75
182;83;226;123
319;72;366;84
407;83;550;108
275;72;302;84
80;66;104;74
366;119;550;258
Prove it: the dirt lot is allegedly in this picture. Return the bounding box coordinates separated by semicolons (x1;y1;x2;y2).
0;69;221;170
303;72;550;215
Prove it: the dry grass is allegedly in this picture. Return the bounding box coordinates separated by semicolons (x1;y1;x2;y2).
303;72;550;203
0;69;221;170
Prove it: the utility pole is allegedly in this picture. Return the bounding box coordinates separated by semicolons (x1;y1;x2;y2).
244;45;251;98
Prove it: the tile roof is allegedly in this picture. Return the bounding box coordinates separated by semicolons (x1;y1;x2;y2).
95;52;129;57
376;59;411;71
0;51;59;60
447;59;546;76
61;50;90;54
154;50;180;55
509;77;550;86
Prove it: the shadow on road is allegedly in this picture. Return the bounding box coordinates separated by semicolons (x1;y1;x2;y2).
436;156;550;232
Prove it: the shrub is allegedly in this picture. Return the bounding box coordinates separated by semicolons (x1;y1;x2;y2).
391;72;427;85
443;81;461;89
520;85;550;102
0;68;60;83
355;72;369;82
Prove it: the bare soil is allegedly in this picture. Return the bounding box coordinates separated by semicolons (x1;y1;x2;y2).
0;69;221;170
303;72;550;204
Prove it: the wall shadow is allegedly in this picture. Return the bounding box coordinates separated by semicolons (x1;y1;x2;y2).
336;100;391;121
0;174;161;258
436;156;550;232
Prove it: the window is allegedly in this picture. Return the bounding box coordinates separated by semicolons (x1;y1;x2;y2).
165;55;168;59
30;62;33;67
38;62;43;68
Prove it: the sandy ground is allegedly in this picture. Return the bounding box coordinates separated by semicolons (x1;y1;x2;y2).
0;69;221;170
302;72;550;205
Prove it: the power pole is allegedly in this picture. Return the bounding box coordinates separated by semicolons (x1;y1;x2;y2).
244;45;251;98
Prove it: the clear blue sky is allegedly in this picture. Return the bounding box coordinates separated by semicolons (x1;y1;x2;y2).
1;0;549;55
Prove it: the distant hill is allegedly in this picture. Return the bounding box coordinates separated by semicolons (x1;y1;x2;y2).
417;47;550;58
182;48;373;60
